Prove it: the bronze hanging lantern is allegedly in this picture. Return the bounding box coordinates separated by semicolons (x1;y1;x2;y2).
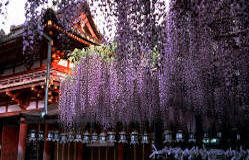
202;133;209;144
82;131;90;144
119;131;127;143
141;132;149;144
236;133;240;141
163;130;172;143
210;132;222;144
74;133;83;143
67;132;75;143
176;130;184;143
130;131;139;145
188;132;196;143
99;132;107;144
38;131;44;141
60;133;67;144
107;131;116;143
53;131;60;142
91;132;98;143
28;129;37;142
46;131;53;141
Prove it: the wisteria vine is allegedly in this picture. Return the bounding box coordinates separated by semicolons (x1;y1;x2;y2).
58;0;249;133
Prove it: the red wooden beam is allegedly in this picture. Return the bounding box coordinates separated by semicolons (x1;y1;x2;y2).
46;22;92;46
0;111;21;117
0;82;44;93
80;12;98;41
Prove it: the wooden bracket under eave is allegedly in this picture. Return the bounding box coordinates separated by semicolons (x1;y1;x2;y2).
5;90;31;111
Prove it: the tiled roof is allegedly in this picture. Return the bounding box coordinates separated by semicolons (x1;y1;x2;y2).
0;26;23;44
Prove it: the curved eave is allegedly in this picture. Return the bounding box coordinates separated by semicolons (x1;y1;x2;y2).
44;21;101;47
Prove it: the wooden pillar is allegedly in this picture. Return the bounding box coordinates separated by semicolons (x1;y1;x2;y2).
1;123;19;160
77;143;83;160
117;144;124;160
17;117;28;160
43;124;51;160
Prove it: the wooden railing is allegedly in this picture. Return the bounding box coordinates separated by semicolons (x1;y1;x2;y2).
0;67;68;91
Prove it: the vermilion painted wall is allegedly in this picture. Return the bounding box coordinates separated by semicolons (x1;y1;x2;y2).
1;125;19;160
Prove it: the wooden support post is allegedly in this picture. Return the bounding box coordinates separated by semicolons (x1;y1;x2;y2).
117;144;124;160
17;118;28;160
90;147;93;160
142;144;145;160
77;143;83;160
62;144;65;160
133;146;136;160
74;143;77;160
1;123;19;160
68;143;71;160
105;147;108;160
43;124;51;160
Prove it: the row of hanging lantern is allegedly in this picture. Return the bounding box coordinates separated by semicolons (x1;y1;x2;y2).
201;131;241;145
163;130;185;144
163;130;216;144
28;129;241;145
28;130;44;142
164;130;241;145
28;130;150;145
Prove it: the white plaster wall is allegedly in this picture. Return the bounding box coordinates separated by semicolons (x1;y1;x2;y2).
38;101;44;109
8;104;21;112
58;59;68;67
0;106;6;113
69;62;75;68
26;101;36;110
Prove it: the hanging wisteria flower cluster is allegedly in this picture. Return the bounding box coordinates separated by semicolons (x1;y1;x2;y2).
0;0;9;25
22;0;85;55
59;47;158;129
58;0;249;133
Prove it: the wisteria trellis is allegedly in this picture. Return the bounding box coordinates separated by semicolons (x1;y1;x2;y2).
1;0;249;132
